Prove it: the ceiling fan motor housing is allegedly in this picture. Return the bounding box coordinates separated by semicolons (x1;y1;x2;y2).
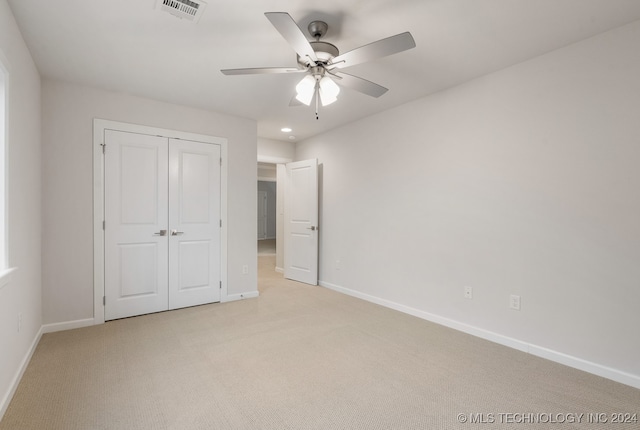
297;41;339;67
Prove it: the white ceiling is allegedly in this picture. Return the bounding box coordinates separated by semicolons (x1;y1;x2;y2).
7;0;640;142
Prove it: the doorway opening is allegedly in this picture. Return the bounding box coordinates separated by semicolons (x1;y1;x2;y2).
256;159;319;286
257;162;279;276
257;180;276;254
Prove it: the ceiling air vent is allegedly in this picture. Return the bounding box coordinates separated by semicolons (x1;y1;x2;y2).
157;0;207;22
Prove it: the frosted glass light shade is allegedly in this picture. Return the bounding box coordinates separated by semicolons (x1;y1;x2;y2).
295;75;316;106
319;76;340;106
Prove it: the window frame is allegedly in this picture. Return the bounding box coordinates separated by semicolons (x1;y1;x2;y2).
0;53;14;288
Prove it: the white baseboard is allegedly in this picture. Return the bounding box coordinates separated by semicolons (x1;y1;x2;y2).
319;280;640;390
275;266;283;273
0;326;43;421
222;291;260;303
528;345;640;389
42;318;95;334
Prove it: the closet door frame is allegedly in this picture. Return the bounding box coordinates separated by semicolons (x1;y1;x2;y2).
93;119;228;325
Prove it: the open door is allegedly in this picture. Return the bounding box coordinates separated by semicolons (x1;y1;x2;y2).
284;159;318;285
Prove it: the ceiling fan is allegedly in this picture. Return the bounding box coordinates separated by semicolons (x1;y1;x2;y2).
221;12;416;119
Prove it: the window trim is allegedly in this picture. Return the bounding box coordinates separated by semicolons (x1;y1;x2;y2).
0;267;16;290
0;50;13;280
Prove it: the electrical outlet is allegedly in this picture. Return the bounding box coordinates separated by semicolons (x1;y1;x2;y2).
335;259;341;270
242;265;249;275
509;295;521;311
18;313;22;333
464;286;473;299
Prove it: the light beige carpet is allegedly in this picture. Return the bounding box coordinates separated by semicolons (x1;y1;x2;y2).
258;239;276;256
1;255;639;429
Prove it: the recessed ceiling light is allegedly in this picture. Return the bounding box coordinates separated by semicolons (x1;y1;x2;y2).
281;127;292;133
288;136;296;140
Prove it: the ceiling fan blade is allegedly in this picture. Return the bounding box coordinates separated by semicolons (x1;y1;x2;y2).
335;72;388;98
265;12;318;65
221;67;305;75
330;32;416;69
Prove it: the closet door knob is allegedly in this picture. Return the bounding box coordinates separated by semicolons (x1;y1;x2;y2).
153;230;167;236
171;230;184;236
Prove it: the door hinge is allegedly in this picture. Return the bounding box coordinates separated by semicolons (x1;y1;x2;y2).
219;219;222;228
219;281;222;289
100;143;106;154
102;220;105;230
103;296;106;306
220;157;222;166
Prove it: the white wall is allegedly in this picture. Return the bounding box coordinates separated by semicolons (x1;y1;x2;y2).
257;163;277;181
257;137;295;163
0;0;42;417
296;20;640;387
41;79;257;325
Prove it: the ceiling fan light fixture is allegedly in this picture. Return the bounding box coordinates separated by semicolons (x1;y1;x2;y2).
319;89;337;106
295;75;316;106
319;76;340;106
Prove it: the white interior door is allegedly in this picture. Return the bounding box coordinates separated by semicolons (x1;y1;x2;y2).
257;190;267;240
284;159;318;285
104;130;169;320
168;139;221;309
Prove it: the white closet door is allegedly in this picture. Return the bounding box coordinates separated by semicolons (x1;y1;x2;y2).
104;130;169;320
168;139;221;309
